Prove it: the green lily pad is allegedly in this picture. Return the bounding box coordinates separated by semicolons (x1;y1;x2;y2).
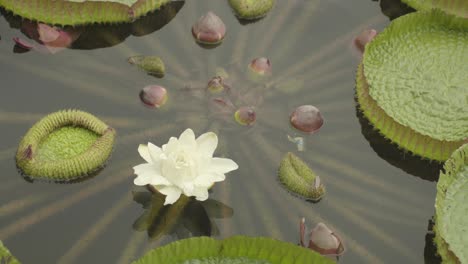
0;241;21;264
132;236;333;264
401;0;468;18
357;10;467;161
0;0;172;26
16;109;116;182
278;152;325;201
434;144;468;264
228;0;275;20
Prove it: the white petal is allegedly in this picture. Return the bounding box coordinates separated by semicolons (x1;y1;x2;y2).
193;187;209;201
162;137;179;154
138;144;152;163
148;142;162;163
194;172;224;187
209;158;239;174
158;186;182;205
178;128;196;149
196;132;218;157
134;173;152;186
133;163;154;175
149;175;171;186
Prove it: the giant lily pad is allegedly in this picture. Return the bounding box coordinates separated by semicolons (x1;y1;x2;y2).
16;109;116;182
0;0;172;26
356;11;467;161
401;0;468;18
434;144;468;264
132;236;333;264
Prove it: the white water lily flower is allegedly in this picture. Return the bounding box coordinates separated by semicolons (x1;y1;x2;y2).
133;128;239;205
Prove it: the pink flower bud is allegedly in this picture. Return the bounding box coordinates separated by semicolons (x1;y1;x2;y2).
192;11;226;45
290;105;324;133
139;85;168;108
234;106;256;126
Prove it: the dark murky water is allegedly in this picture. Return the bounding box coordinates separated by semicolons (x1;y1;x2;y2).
0;0;441;263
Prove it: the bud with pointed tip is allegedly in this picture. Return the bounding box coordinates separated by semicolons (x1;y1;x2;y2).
192;11;226;45
290;105;324;133
139;85;168;108
234;106;256;126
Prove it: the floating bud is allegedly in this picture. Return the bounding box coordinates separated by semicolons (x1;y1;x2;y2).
308;222;345;257
215;67;229;79
192;11;226;45
248;57;272;83
234;106;256;126
353;29;377;55
278;152;325;202
290;105;324;133
206;76;226;94
139;85;168;108
128;56;165;78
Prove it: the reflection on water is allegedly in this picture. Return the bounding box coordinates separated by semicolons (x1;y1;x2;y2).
374;0;415;20
356;108;442;182
1;1;184;51
132;189;233;240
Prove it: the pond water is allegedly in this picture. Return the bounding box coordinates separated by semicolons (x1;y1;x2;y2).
0;0;442;263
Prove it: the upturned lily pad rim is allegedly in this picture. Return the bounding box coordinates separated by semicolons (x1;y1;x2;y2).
355;63;464;161
362;10;468;142
132;236;334;264
400;0;468;18
0;240;20;264
0;0;172;26
15;109;116;182
434;144;468;263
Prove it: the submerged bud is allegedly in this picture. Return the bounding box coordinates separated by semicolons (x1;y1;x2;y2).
128;56;165;78
206;76;225;94
308;222;345;256
247;57;272;82
234;106;256;126
192;11;226;45
290;105;324;133
139;85;168;108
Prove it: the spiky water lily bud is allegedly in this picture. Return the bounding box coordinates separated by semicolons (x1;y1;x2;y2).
234;106;256;126
228;0;275;20
128;56;165;78
192;11;226;45
140;85;168;108
206;76;225;94
290;105;324;133
278;152;325;202
308;222;345;256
